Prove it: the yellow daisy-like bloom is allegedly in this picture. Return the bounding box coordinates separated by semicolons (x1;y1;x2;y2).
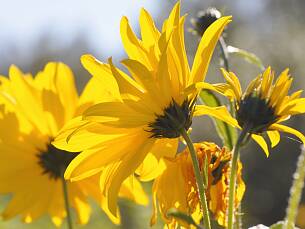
53;2;232;220
0;63;148;226
200;67;305;156
151;142;245;228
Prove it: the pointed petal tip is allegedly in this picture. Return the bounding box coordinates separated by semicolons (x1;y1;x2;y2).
80;54;96;67
120;16;129;24
9;64;22;77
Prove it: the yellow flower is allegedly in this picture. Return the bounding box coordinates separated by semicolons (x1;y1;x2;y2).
198;67;305;156
151;142;245;228
0;63;148;226
53;2;232;220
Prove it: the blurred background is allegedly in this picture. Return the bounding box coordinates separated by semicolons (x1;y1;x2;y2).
0;0;305;228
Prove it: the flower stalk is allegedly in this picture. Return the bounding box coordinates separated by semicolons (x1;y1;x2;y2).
219;36;230;71
61;170;73;229
227;126;249;229
285;145;305;229
180;128;211;229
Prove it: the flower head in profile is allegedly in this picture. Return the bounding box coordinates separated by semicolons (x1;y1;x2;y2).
53;2;232;220
0;63;148;226
151;142;245;228
201;67;305;156
190;8;222;36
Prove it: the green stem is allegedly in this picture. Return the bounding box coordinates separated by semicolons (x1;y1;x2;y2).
227;128;249;229
61;171;73;229
180;128;211;229
235;205;243;229
219;36;230;71
285;145;305;229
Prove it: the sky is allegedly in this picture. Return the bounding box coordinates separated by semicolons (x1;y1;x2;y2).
0;0;159;57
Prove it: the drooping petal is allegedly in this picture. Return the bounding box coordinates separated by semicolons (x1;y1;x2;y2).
64;130;148;181
136;138;178;181
281;98;305;116
150;158;189;226
119;175;149;206
48;181;65;227
68;183;91;225
267;130;280;148
100;139;154;218
269;123;305;144
251;134;270;157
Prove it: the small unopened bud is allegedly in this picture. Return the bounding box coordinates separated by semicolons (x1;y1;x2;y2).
190;8;222;36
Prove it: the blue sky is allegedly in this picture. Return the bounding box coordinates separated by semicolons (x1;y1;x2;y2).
0;0;160;57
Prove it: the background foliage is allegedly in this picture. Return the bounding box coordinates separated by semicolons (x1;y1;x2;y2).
0;0;305;228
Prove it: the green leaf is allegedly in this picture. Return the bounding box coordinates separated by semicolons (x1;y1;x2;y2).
167;209;202;229
227;45;265;71
199;90;237;150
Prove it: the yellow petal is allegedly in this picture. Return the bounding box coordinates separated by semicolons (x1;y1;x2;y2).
269;123;305;144
220;68;242;101
120;16;151;68
53;117;127;152
41;89;64;136
163;2;180;36
68;183;91;225
53;63;78;122
136;138;178;181
119;175;149;206
194;105;239;128
80;54;141;100
101;139;154;218
121;59;164;106
251;134;270;157
190;16;232;84
9;65;49;134
136;154;167;182
64;130;149;180
100;196;121;225
156;40;174;105
48;182;65;227
83;102;153;128
139;8;160;49
170;15;190;88
267;130;281;148
151;158;189;223
261;67;273;100
282;98;305;115
77;74;121;115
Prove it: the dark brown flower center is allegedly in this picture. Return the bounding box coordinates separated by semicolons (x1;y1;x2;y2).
37;144;79;180
236;94;278;134
148;99;195;138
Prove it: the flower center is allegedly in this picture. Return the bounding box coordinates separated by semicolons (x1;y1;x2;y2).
148;99;195;138
236;94;278;133
37;144;79;180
